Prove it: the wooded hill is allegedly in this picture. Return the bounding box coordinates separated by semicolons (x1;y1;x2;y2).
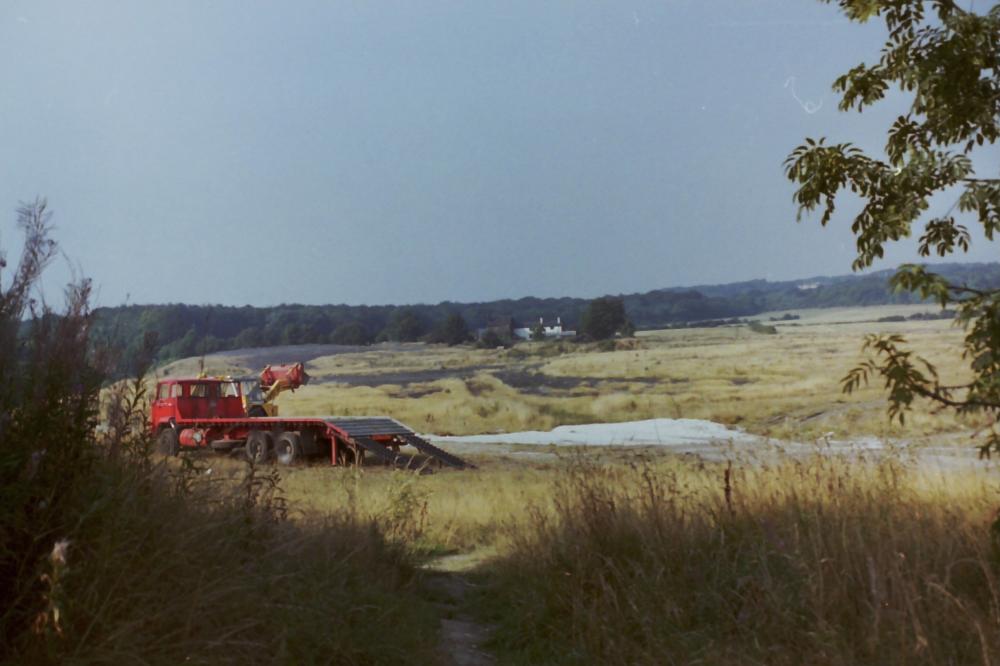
91;262;999;367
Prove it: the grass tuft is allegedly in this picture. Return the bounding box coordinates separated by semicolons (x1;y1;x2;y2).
482;453;1000;665
0;205;438;664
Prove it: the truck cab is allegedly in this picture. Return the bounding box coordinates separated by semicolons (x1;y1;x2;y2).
151;378;246;432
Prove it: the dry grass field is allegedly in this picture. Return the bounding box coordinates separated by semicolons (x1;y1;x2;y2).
482;452;1000;664
165;304;976;443
141;304;1000;664
218;445;1000;664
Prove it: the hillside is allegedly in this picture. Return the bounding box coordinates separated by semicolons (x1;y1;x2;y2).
91;262;999;369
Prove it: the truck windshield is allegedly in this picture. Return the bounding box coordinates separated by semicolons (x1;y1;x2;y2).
190;383;214;398
241;381;264;403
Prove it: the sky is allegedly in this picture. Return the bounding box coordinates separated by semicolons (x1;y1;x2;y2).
0;1;995;308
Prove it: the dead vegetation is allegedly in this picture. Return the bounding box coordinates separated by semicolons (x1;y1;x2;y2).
166;305;973;442
263;445;1000;666
0;205;437;664
14;204;992;664
482;452;1000;664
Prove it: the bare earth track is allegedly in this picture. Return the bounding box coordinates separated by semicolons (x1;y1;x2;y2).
423;554;496;666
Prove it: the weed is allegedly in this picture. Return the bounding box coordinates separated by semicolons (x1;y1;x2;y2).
0;205;438;664
483;452;1000;664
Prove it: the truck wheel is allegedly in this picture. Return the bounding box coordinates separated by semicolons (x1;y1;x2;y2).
156;428;180;456
274;432;302;465
245;430;273;463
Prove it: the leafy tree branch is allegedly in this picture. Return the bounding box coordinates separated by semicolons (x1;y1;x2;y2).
787;1;1000;450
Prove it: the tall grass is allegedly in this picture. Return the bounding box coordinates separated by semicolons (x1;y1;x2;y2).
262;318;973;441
280;461;562;556
484;453;1000;665
9;455;438;664
0;201;437;664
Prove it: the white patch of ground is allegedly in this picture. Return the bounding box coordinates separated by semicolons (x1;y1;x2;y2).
432;418;757;447
429;419;996;472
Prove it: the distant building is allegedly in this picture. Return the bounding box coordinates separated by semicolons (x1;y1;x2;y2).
513;316;576;340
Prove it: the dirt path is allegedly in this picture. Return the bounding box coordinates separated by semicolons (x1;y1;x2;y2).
422;552;496;666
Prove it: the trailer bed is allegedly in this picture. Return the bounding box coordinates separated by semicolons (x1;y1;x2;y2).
166;415;472;469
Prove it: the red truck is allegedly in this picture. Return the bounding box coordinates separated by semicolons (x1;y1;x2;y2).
149;374;470;469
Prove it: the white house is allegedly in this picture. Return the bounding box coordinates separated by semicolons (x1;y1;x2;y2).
513;317;576;340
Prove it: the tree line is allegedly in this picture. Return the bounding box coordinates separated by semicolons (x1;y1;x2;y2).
88;261;1000;370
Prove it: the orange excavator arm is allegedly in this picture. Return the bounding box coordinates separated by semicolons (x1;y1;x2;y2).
258;363;310;404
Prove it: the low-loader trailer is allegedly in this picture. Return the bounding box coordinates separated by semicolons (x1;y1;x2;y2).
150;374;470;469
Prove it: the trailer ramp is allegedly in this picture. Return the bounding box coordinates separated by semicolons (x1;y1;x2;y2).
324;417;473;469
352;437;407;467
402;434;471;469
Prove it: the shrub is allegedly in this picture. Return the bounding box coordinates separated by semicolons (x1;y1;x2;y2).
580;297;630;340
430;312;471;346
478;329;507;348
748;320;778;335
0;202;437;663
331;320;371;345
377;309;426;342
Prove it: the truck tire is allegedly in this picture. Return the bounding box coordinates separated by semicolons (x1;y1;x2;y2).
245;430;273;463
274;432;302;465
156;428;180;456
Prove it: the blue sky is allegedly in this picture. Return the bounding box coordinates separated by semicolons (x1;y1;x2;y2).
0;1;994;307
